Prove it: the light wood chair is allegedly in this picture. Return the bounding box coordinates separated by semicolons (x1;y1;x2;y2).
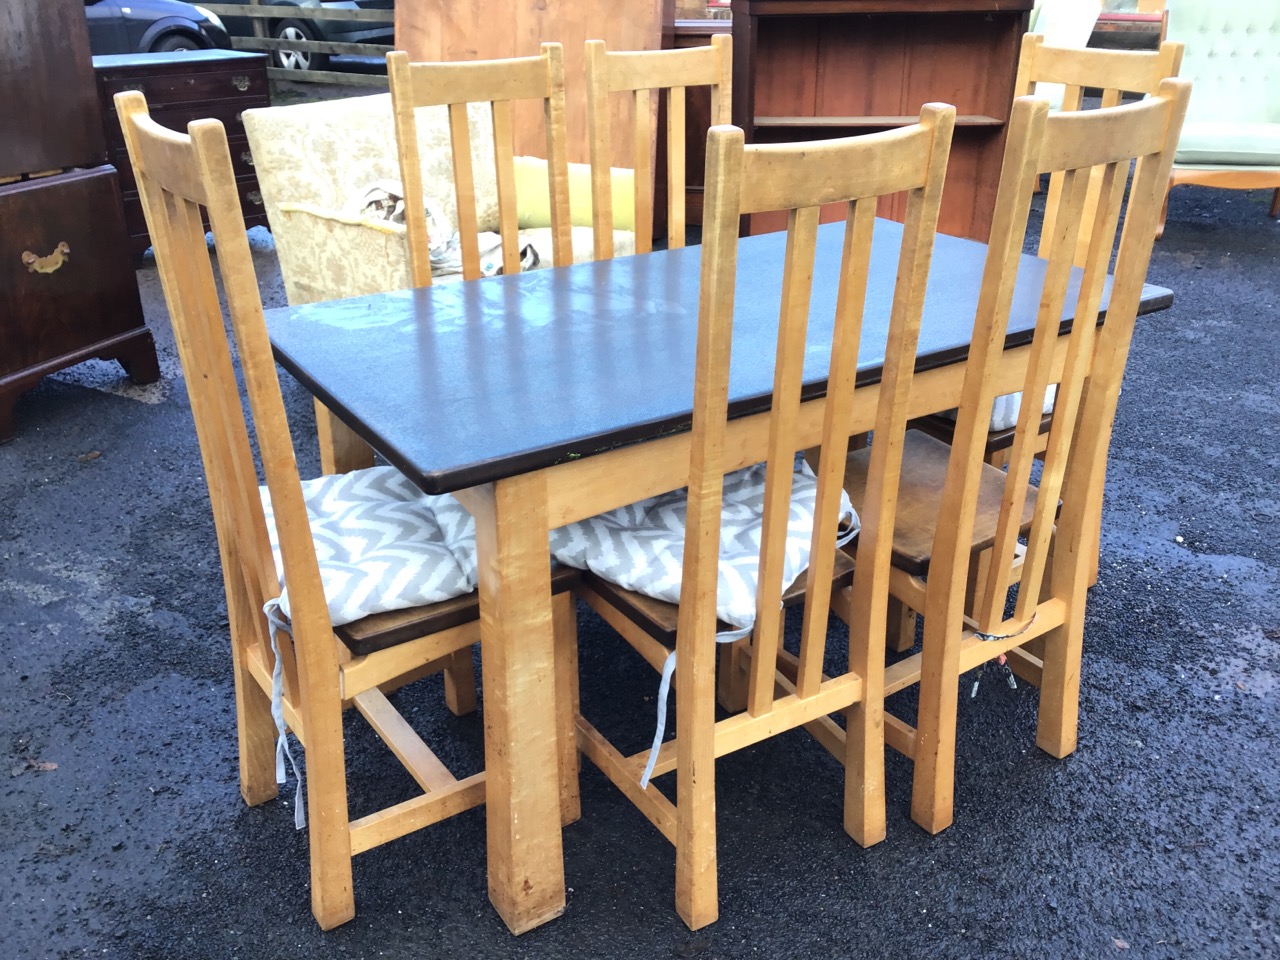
573;106;956;929
387;43;573;287
907;34;1184;615
843;81;1191;835
584;34;732;258
115;90;580;930
917;33;1185;469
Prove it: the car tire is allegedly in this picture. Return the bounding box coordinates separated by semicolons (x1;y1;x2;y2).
273;19;329;72
152;33;202;53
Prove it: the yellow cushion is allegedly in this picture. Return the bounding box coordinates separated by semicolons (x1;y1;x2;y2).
513;156;635;231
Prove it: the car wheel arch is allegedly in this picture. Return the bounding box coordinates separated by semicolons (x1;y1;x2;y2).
138;18;207;52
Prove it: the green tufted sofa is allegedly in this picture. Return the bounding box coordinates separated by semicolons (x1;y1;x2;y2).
1161;0;1280;234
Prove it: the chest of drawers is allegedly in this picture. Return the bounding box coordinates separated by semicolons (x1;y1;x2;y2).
94;49;272;257
1;0;157;441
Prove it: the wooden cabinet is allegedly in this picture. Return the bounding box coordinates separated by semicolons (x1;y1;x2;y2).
94;49;272;257
0;0;156;441
729;0;1033;240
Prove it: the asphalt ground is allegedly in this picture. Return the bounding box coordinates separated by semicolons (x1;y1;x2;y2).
2;184;1277;959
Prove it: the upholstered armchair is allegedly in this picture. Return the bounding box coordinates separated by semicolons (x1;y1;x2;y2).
243;94;634;306
1161;0;1280;234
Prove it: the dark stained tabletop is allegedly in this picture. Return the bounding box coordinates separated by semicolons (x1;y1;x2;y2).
267;219;1172;495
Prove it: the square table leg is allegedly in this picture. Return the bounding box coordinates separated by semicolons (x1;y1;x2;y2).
464;473;567;934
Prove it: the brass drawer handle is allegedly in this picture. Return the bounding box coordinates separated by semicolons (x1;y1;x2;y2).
22;241;70;274
247;190;263;206
241;151;255;167
232;75;251;92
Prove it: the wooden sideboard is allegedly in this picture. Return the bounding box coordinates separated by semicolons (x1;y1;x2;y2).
672;0;1033;240
94;49;272;257
0;0;157;441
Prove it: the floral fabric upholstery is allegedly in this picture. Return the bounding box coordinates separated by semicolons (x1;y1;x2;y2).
243;93;636;306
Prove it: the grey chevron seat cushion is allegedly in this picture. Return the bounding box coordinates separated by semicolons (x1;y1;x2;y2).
549;460;859;632
261;466;478;627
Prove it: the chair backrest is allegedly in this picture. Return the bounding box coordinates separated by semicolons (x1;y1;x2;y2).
1016;33;1183;265
585;35;731;259
1167;0;1280;124
387;44;573;287
1015;33;1184;110
937;81;1190;643
690;108;954;716
115;90;335;713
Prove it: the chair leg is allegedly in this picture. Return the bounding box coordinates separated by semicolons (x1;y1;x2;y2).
1155;185;1171;240
305;696;357;930
1271;187;1280;220
716;639;750;712
442;648;478;717
844;589;887;847
1035;612;1085;759
231;633;278;806
315;397;375;475
909;616;960;835
886;595;916;653
674;625;719;930
552;592;581;826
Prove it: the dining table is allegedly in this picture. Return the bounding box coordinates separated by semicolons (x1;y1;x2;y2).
266;217;1173;934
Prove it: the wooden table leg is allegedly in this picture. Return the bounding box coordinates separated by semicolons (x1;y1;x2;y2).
464;474;566;934
315;397;375;475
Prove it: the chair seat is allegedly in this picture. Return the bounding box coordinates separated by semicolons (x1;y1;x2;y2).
261;466;481;627
911;410;1053;459
549;459;859;631
1176;121;1280;166
263;465;583;655
338;562;580;655
582;550;854;648
843;430;1041;577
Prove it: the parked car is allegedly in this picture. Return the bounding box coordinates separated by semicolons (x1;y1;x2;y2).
84;0;232;55
218;0;394;72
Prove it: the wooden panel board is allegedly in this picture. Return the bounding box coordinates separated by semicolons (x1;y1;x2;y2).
899;13;1022;120
395;0;667;165
0;0;106;178
813;16;906;119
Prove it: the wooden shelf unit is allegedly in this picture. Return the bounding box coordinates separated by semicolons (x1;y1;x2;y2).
730;0;1033;239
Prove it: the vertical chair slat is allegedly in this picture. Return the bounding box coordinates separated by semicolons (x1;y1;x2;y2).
747;204;819;713
491;99;521;275
633;88;654;255
448;101;482;280
585;39;615;261
797;198;876;699
542;43;572;269
667;87;687;250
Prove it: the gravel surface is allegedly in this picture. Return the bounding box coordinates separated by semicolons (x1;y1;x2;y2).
1;184;1276;960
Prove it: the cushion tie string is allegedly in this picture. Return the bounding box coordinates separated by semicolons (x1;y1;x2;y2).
639;621;753;790
263;599;307;830
973;611;1038;643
